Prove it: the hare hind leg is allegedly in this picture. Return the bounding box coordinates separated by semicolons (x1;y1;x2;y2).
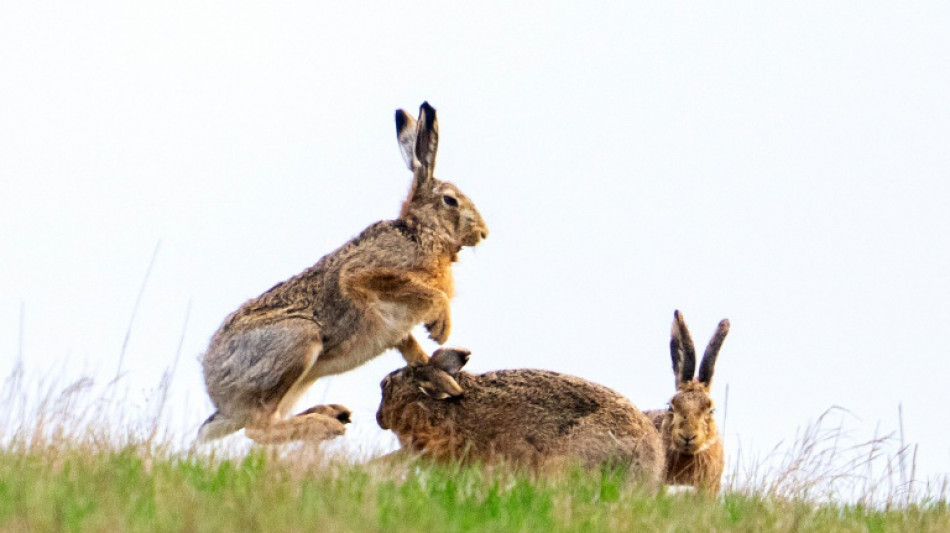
244;404;350;445
244;320;325;420
234;321;348;445
245;410;348;445
206;319;326;434
297;403;352;423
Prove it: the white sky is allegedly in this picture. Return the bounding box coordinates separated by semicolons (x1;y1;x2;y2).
2;3;949;480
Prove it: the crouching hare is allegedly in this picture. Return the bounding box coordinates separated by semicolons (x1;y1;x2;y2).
198;102;488;445
376;348;664;486
645;310;730;493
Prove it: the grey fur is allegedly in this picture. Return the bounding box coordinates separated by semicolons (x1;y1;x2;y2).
198;103;488;444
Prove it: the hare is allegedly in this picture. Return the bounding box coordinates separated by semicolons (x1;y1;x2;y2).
198;102;488;444
376;348;664;486
645;310;730;493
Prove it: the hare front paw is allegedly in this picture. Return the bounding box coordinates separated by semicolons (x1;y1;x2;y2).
426;316;451;344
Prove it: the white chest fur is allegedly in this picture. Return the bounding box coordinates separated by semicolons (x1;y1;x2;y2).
312;300;418;378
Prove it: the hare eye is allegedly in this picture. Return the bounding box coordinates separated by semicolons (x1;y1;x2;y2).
442;195;459;208
708;408;716;415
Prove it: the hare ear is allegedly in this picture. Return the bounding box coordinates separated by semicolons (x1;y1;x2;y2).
419;371;464;399
697;319;730;388
414;101;439;181
670;310;696;387
417;348;468;399
395;109;418;171
430;347;470;377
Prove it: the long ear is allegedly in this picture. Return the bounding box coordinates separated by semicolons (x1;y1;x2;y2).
419;370;464;399
697;319;730;387
430;347;470;377
670;310;696;387
395;109;417;171
414;101;438;183
417;347;469;399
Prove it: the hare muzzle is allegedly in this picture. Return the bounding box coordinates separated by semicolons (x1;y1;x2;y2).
678;434;698;453
463;228;488;247
461;214;489;247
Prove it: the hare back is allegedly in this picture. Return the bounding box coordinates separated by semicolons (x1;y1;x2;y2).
202;318;323;421
461;369;641;424
216;219;444;352
462;369;658;461
643;409;667;432
390;369;661;473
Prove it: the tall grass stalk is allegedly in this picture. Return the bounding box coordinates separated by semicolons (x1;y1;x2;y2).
2;329;949;532
1;363;949;532
724;407;948;508
114;240;161;382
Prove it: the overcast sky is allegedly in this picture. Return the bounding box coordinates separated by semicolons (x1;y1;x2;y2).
2;3;949;482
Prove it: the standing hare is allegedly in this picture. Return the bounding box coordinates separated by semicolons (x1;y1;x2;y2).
198;102;488;444
377;348;664;486
645;310;730;493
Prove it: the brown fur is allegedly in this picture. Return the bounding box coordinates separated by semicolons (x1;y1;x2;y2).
198;102;488;444
376;349;664;487
645;310;730;493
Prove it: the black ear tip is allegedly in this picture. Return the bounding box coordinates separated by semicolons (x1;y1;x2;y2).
419;101;437;126
671;309;685;336
718;319;731;334
395;109;408;132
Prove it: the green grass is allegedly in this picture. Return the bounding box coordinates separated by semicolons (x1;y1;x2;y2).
1;442;948;533
1;365;947;532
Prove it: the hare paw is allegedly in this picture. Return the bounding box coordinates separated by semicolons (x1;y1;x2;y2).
425;317;450;344
245;412;347;445
296;413;347;442
298;404;352;425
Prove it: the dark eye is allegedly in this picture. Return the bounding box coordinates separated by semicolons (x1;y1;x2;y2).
708;408;716;415
442;194;459;208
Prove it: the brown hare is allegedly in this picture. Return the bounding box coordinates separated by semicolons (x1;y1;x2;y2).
645;310;730;493
376;348;664;486
198;102;488;444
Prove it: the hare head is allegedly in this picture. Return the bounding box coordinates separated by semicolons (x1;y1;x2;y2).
663;310;730;455
376;347;470;430
396;102;488;251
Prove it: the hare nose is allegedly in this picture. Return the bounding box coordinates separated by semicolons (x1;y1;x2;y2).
681;434;696;445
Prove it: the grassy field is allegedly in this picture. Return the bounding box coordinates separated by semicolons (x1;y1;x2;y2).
1;365;948;532
1;439;948;533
